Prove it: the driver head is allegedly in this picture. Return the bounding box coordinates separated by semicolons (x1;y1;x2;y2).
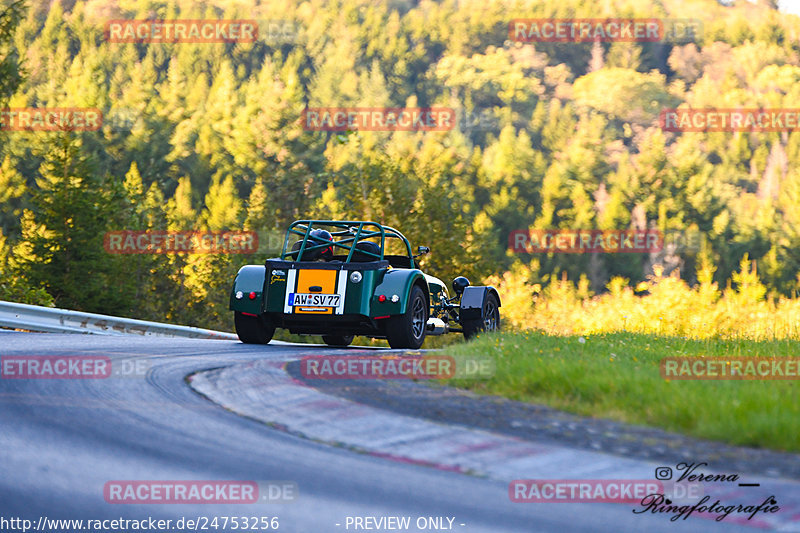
309;229;334;260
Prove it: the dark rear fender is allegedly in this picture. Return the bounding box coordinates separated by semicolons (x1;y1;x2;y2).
459;286;501;321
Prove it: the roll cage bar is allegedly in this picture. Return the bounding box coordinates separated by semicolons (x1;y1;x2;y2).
280;220;416;268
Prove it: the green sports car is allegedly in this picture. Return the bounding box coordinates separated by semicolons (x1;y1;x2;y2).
230;220;500;348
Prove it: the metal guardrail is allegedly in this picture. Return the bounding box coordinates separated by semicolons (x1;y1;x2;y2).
0;300;238;340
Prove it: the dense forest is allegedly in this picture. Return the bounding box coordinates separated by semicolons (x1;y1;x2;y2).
1;0;799;333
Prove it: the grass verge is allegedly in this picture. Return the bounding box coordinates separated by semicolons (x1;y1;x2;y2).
444;331;800;452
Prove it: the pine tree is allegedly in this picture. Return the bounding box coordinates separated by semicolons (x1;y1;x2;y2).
203;175;242;231
14;134;130;312
167;176;197;231
0;0;25;104
244;177;271;230
0;155;25;236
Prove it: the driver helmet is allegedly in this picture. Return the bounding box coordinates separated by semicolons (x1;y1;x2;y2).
309;229;334;260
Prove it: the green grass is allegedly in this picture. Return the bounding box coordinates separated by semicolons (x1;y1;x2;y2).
444;331;800;452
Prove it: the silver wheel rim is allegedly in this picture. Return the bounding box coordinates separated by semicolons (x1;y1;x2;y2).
484;299;498;331
411;296;426;339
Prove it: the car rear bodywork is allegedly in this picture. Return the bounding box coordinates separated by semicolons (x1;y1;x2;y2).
230;220;499;347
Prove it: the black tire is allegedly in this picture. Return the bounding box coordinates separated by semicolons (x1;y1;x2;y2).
385;285;428;349
462;292;500;340
234;312;275;344
322;335;354;347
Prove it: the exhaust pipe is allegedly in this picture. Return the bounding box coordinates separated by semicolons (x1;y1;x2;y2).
425;318;448;336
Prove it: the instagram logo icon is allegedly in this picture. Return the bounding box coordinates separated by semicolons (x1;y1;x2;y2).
655;467;673;480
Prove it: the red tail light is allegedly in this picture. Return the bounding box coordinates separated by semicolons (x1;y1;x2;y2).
378;294;386;302
249;291;257;300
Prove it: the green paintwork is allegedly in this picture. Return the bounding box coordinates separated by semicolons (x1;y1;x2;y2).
229;220;500;343
258;263;422;317
264;266;288;312
342;268;385;315
370;268;427;316
229;265;266;314
260;264;391;316
230;220;461;324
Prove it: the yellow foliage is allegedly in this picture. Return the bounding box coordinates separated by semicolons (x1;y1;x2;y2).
494;258;800;340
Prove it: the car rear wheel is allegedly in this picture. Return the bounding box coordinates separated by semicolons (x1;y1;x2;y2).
385;285;428;349
234;312;275;344
321;335;354;347
462;292;500;340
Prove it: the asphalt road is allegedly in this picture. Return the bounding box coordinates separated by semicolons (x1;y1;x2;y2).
0;332;756;533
